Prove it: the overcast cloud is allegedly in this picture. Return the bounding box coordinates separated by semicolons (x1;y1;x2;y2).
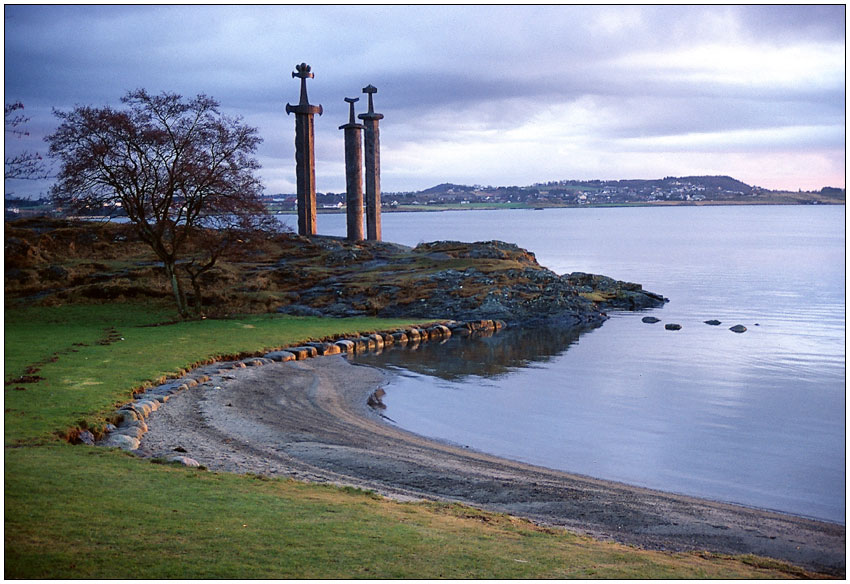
4;4;845;198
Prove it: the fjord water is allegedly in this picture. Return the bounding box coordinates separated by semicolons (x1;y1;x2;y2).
282;205;845;523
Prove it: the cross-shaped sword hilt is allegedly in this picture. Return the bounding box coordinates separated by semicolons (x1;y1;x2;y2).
293;63;314;107
286;62;322;116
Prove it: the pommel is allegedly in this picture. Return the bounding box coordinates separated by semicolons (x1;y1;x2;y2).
362;85;377;114
357;84;383;121
287;62;322;115
293;62;314;79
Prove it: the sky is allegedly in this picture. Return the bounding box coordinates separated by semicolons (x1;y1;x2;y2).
4;4;846;199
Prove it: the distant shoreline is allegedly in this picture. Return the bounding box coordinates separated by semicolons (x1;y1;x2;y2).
285;199;845;215
11;198;842;223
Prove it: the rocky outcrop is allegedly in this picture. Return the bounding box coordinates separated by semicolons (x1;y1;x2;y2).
5;220;666;325
273;238;667;327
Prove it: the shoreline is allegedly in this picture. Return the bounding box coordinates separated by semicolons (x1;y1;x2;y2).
137;355;845;576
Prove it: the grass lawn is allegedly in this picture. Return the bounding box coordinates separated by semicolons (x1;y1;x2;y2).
4;301;812;578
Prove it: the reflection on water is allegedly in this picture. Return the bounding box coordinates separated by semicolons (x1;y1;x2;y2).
358;315;845;524
336;206;843;524
353;323;597;381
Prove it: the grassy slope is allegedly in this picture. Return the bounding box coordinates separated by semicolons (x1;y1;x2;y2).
4;301;811;578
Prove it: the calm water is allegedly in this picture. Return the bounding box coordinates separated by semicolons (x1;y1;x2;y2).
278;206;845;523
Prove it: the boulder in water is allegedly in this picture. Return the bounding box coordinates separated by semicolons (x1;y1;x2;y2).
665;323;682;331
704;319;722;326
642;316;661;324
729;324;747;333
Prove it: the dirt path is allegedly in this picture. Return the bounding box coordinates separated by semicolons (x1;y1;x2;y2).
138;355;845;576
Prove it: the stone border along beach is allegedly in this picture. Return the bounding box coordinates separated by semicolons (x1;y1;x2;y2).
93;319;844;577
96;319;483;452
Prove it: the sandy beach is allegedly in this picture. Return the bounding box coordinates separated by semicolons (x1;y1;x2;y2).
138;355;845;576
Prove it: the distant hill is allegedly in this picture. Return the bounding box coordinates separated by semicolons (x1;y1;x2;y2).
408;176;755;196
670;176;752;192
387;175;843;207
419;183;476;195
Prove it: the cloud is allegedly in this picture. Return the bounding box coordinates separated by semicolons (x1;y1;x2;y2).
4;4;845;197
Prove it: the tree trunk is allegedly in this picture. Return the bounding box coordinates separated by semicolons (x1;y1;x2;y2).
190;275;204;316
165;262;188;317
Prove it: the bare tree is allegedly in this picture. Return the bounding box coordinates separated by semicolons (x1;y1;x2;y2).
5;101;49;183
181;200;279;315
47;89;272;317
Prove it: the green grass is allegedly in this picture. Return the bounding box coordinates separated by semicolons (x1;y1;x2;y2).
4;302;420;444
4;301;814;578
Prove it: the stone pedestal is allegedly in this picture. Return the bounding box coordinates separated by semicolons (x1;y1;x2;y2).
358;85;383;241
286;63;322;236
339;97;365;241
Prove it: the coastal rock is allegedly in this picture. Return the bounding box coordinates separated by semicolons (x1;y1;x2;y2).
729;324;747;333
168;455;201;467
136;399;159;413
102;433;140;451
287;346;318;360
642;316;661;323
119;403;150;420
146;392;171;404
704;320;722;326
358;337;377;351
366;388;387;410
333;340;356;353
427;324;452;340
264;350;296;362
121;419;148;433
665;323;682;331
405;328;422;342
113;425;146;440
350;338;369;353
306;342;341;356
115;408;141;423
391;331;409;345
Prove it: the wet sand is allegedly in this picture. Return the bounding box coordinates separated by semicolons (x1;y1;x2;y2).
138;355;845;576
